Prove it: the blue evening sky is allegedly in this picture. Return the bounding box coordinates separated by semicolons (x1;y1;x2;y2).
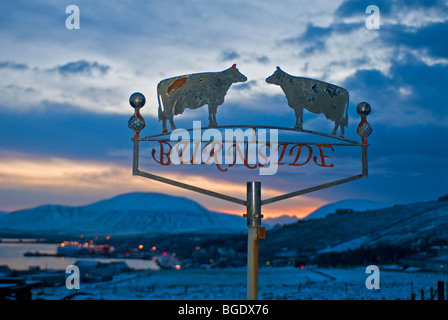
0;0;447;218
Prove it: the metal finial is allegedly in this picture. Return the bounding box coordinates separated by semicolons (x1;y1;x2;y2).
129;92;146;109
356;101;371;116
356;102;372;144
128;92;146;136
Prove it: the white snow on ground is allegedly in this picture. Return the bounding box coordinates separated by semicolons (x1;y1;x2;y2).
318;236;371;253
35;266;447;300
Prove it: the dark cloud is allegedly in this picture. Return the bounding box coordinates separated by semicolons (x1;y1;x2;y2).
334;0;446;19
231;80;258;91
0;102;137;162
335;0;392;18
254;55;270;64
0;61;28;70
344;61;448;121
219;50;269;64
281;24;327;53
383;22;448;58
285;0;448;58
282;21;363;56
52;60;110;76
220;50;240;62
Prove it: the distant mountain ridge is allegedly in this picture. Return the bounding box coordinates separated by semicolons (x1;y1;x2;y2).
263;215;299;227
303;199;392;220
0;192;247;236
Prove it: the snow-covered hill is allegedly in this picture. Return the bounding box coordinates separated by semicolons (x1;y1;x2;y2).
263;215;299;227
0;193;246;236
303;199;392;220
262;200;448;254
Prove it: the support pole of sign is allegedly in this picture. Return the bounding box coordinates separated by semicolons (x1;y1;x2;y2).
246;181;264;300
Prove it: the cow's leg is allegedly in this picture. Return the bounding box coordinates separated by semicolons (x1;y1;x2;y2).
208;110;214;127
169;117;177;131
332;122;344;138
162;119;168;134
294;108;303;130
212;112;218;126
208;105;217;127
332;123;338;135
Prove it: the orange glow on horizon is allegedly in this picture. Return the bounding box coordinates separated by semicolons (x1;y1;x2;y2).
0;152;327;217
223;205;320;219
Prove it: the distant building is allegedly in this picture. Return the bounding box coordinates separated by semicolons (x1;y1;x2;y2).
270;249;313;267
401;253;448;272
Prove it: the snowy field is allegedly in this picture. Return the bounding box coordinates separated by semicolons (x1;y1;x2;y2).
34;266;446;300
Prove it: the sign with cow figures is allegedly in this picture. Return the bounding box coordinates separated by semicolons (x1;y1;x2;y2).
128;64;372;300
129;65;371;178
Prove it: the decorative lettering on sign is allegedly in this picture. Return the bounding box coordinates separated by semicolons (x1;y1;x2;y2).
150;140;334;171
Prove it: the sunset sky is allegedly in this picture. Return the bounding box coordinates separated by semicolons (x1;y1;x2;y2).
0;0;447;218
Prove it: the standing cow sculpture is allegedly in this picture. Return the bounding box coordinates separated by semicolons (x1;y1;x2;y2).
266;67;349;137
157;64;247;133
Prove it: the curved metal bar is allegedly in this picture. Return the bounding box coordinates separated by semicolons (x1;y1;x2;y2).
139;137;362;147
134;169;247;206
261;174;366;206
142;124;361;145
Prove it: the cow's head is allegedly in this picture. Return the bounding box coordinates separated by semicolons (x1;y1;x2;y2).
266;67;286;85
226;64;247;83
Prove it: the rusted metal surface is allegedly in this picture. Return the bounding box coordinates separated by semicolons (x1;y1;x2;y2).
157;64;247;133
266;67;349;137
246;182;261;300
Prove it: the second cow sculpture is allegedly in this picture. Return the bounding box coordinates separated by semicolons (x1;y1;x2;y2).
266;67;349;138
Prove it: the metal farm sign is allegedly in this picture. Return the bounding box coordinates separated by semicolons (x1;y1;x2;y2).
128;65;372;300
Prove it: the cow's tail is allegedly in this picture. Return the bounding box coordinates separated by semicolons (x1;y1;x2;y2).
157;83;163;121
344;94;349;127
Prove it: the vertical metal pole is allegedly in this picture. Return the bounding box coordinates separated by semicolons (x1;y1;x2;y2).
246;181;261;300
362;144;368;177
132;135;140;175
